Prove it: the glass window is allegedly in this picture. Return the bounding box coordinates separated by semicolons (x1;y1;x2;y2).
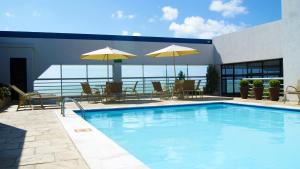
263;60;281;74
234;64;247;75
248;62;262;74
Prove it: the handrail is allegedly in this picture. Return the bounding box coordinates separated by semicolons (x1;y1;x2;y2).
61;97;86;118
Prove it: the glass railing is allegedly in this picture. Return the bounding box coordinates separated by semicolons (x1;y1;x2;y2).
34;76;206;96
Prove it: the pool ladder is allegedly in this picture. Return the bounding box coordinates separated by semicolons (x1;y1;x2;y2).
61;97;86;118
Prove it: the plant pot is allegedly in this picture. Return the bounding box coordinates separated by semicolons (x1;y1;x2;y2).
253;87;264;100
0;97;11;110
269;87;280;101
240;86;249;99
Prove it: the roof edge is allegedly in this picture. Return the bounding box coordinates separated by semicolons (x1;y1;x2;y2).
0;31;212;44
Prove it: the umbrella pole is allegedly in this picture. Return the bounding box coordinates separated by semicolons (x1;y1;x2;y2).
107;54;109;82
173;53;176;80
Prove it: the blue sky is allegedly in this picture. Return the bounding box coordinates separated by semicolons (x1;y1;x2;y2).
1;0;281;39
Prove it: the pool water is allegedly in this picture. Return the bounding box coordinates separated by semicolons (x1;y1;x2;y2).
80;103;300;169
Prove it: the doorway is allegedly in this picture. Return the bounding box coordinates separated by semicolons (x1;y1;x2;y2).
10;58;27;100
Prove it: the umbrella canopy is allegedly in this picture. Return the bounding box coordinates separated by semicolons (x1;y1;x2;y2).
81;46;136;81
146;44;200;79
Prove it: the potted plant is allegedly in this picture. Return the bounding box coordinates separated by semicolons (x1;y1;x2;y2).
0;85;11;110
269;80;281;101
253;80;264;100
240;80;249;99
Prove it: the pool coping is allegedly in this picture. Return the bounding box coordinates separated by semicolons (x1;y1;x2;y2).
56;100;300;169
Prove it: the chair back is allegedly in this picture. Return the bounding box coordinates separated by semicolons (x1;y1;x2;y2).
195;80;201;90
106;82;123;93
81;82;92;94
297;80;300;91
10;85;26;96
132;81;138;91
152;82;163;92
183;80;195;91
173;80;184;92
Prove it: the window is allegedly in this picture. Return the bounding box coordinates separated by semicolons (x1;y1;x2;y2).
221;59;283;96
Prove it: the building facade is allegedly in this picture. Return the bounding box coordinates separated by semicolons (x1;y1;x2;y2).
0;0;299;99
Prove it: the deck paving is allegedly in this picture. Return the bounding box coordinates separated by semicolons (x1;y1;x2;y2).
1;96;300;169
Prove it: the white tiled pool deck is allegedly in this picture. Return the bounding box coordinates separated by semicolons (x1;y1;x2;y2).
1;96;300;169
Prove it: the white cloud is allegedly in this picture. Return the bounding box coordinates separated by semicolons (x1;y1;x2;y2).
122;30;129;35
162;6;178;21
132;32;141;36
128;14;135;19
4;12;13;17
121;31;141;36
112;10;135;19
210;0;247;17
169;16;244;39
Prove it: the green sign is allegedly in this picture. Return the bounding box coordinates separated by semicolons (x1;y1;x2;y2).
114;59;122;63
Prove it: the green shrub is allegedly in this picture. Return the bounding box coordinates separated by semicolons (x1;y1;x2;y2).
240;80;249;87
269;80;280;88
0;87;11;99
177;71;186;80
205;65;219;94
253;80;263;88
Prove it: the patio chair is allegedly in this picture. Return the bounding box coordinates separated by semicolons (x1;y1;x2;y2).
10;85;60;111
124;81;139;100
151;81;170;100
182;80;195;99
284;80;300;104
80;82;102;103
194;80;204;98
104;82;126;102
172;80;184;99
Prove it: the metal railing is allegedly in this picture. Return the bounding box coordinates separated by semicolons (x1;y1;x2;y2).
61;97;86;118
34;76;206;96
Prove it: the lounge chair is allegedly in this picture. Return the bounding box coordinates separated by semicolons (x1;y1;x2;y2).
104;82;126;102
284;80;300;104
182;80;195;99
151;81;170;100
10;85;60;111
124;81;139;100
172;80;184;99
194;80;204;98
80;82;102;103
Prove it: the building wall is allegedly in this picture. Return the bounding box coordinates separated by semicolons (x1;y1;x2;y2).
0;35;213;91
282;0;300;93
213;21;283;65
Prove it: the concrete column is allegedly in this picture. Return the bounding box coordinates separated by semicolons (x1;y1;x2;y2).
113;63;122;82
282;0;300;101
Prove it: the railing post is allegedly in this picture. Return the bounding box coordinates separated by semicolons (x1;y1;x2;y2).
60;64;63;96
142;64;145;94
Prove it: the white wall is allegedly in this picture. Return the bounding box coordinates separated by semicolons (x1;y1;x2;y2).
0;36;213;91
213;21;283;65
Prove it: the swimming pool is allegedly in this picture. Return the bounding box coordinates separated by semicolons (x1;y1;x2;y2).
78;103;300;169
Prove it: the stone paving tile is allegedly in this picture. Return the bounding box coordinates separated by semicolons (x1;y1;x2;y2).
0;108;89;169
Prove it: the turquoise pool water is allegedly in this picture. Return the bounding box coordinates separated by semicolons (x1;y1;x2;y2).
79;103;300;169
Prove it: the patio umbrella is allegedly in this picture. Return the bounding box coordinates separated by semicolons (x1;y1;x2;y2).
80;46;136;81
146;44;200;79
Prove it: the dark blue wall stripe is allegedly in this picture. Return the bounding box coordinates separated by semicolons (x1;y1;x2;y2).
0;31;212;44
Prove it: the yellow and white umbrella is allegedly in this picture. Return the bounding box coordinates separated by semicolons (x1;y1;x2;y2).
146;44;200;79
81;46;136;81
